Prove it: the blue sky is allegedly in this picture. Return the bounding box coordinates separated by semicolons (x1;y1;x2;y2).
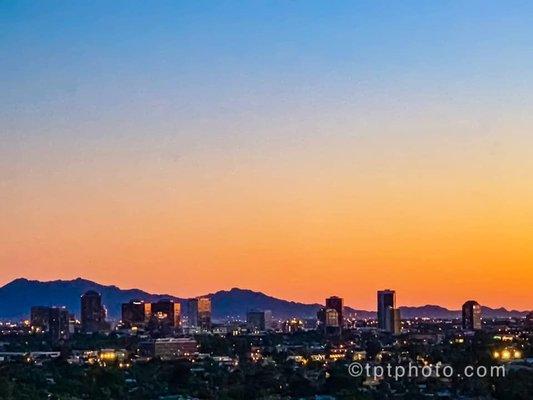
2;1;532;134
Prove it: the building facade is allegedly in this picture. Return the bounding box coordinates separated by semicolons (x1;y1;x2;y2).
325;296;343;328
151;299;181;327
462;300;482;330
138;338;198;360
377;289;401;334
246;310;272;331
80;290;108;333
48;307;70;343
121;300;148;328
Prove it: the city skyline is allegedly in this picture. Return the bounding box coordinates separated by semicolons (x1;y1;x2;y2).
1;276;530;315
2;1;533;311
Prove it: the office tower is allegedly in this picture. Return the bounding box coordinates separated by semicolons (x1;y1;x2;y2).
31;306;51;330
186;298;199;328
30;306;70;342
317;307;326;327
246;309;272;331
317;306;340;335
122;300;148;328
197;297;212;330
81;290;108;333
392;308;402;334
48;307;70;343
151;299;181;327
377;289;400;334
183;297;212;330
325;296;344;328
68;313;77;334
325;309;339;327
462;300;482;330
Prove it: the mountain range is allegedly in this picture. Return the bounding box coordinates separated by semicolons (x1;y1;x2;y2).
0;278;529;321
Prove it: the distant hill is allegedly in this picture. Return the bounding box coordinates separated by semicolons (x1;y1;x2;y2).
207;287;322;320
0;278;180;320
0;278;529;321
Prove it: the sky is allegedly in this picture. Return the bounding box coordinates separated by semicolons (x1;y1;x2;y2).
1;1;532;310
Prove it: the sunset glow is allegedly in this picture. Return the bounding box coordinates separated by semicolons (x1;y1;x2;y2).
1;1;532;310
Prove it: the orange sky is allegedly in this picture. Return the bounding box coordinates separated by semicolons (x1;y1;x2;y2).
2;116;532;311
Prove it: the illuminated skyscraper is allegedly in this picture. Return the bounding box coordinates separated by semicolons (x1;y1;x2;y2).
31;306;51;330
48;307;70;343
197;297;212;330
462;300;482;330
186;298;198;327
184;297;212;330
81;290;108;333
325;296;343;328
325;309;339;327
377;289;401;334
122;300;148;328
151;299;181;327
30;305;70;341
246;309;272;331
392;308;401;334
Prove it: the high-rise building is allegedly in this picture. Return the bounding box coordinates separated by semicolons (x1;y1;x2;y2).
122;300;148;328
197;297;212;330
462;300;482;330
184;297;211;330
30;306;70;342
185;298;198;328
246;309;272;331
151;299;181;327
81;290;108;333
325;309;339;327
48;307;70;343
377;290;401;334
316;307;341;335
392;308;402;334
31;306;51;330
325;296;343;328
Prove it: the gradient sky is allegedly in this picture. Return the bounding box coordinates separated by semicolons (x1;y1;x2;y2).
1;1;532;310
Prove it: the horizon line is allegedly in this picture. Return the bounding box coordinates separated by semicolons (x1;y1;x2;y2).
2;276;531;313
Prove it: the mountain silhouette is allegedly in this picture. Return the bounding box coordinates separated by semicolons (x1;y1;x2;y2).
0;278;529;321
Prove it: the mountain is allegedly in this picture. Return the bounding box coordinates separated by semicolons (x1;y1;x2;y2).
0;278;181;320
0;278;529;321
207;288;322;320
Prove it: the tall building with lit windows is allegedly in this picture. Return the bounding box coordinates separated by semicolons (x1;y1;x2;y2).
122;300;148;328
81;290;109;333
30;305;70;342
197;297;212;330
31;306;51;330
325;296;343;328
184;297;212;330
377;289;401;334
462;300;482;330
48;307;70;343
151;299;181;327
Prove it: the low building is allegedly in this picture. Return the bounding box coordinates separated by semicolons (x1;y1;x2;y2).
138;338;198;360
